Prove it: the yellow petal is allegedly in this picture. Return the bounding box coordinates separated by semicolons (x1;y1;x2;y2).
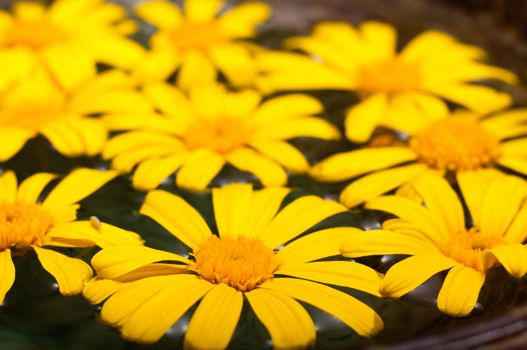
132;154;188;191
497;156;527;177
120;276;213;343
278;261;382;296
0;171;18;202
132;48;180;83
0;249;15;304
142;82;194;122
262;278;383;337
136;0;183;29
341;230;438;258
16;173;57;204
184;0;222;22
244;187;290;238
83;277;127;305
176;149;225;191
213;183;252;237
500;138;527;157
103;131;182;159
504;205;527;244
33;246;93;296
437;265;485;317
250;94;323;126
0;127;33;161
359;21;397;61
184;284;243;350
246;288;315;350
277;227;361;265
339;164;427;208
310;147;417;182
42;168;116;209
380;254;456;298
91;246;192;279
217;1;270;37
177;51;217;91
258;195;346;249
209;43;257;87
490;244;527;278
253;117;340;141
250;141;309;174
141;190;212;248
227;147;287;187
345;93;388;143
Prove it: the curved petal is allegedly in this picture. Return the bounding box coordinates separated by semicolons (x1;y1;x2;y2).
277;261;381;296
135;0;183;29
437;265;485;317
504;205;527;243
209;43;257;87
380;254;457;298
185;284;243;350
344;93;388;143
217;2;271;37
0;171;18;202
309;147;417;182
253;117;340;141
177;51;217;91
140;190;212;249
227;147;287;187
213;183;252;238
42;168;116;209
250;94;323;126
246;288;315;350
497;156;527;177
250;141;309;174
91;246;192;279
176;149;225;191
0;249;15;304
489;244;527;278
262;278;383;337
0;127;33;161
33;246;93;296
184;0;223;22
16;173;57;204
132;154;188;191
359;21;397;61
339;163;427;208
141;82;195;123
244;187;290;238
258;196;347;249
83;277;127;305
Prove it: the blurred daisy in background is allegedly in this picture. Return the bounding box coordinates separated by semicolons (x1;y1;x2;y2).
84;183;383;349
257;21;516;143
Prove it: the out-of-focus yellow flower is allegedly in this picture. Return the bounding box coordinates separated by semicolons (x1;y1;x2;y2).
84;183;383;348
0;69;150;161
0;168;142;304
310;103;527;208
103;82;340;191
134;0;270;88
257;22;516;142
342;173;527;317
0;0;144;90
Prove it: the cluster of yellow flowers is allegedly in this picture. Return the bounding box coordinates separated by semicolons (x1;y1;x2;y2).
0;0;526;349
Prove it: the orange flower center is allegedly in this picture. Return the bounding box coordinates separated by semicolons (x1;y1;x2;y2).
440;228;503;272
0;201;54;250
356;58;421;95
194;235;280;292
171;22;227;51
2;20;68;49
409;117;501;170
182;118;253;154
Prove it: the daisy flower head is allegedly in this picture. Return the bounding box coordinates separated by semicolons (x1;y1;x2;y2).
0;168;142;304
134;0;270;89
341;172;527;317
0;68;151;162
310;104;527;208
256;21;517;143
103;82;340;191
83;183;383;349
0;0;144;91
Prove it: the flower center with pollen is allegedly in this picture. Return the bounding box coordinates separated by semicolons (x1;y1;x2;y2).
439;228;504;272
357;58;421;95
409;117;501;170
183;118;253;154
194;236;280;292
2;20;68;50
0;201;54;250
171;22;227;51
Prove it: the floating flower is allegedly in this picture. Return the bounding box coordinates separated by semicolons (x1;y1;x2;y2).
341;173;527;317
0;168;142;304
310;106;527;207
0;0;144;90
257;21;516;142
0;69;150;162
103;83;340;191
83;183;383;348
134;0;270;88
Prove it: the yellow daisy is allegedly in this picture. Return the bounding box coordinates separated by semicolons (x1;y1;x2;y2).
310;105;527;208
134;0;270;89
0;0;144;91
83;183;383;348
256;21;517;142
0;68;150;162
341;173;527;317
0;168;142;304
103;82;340;191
